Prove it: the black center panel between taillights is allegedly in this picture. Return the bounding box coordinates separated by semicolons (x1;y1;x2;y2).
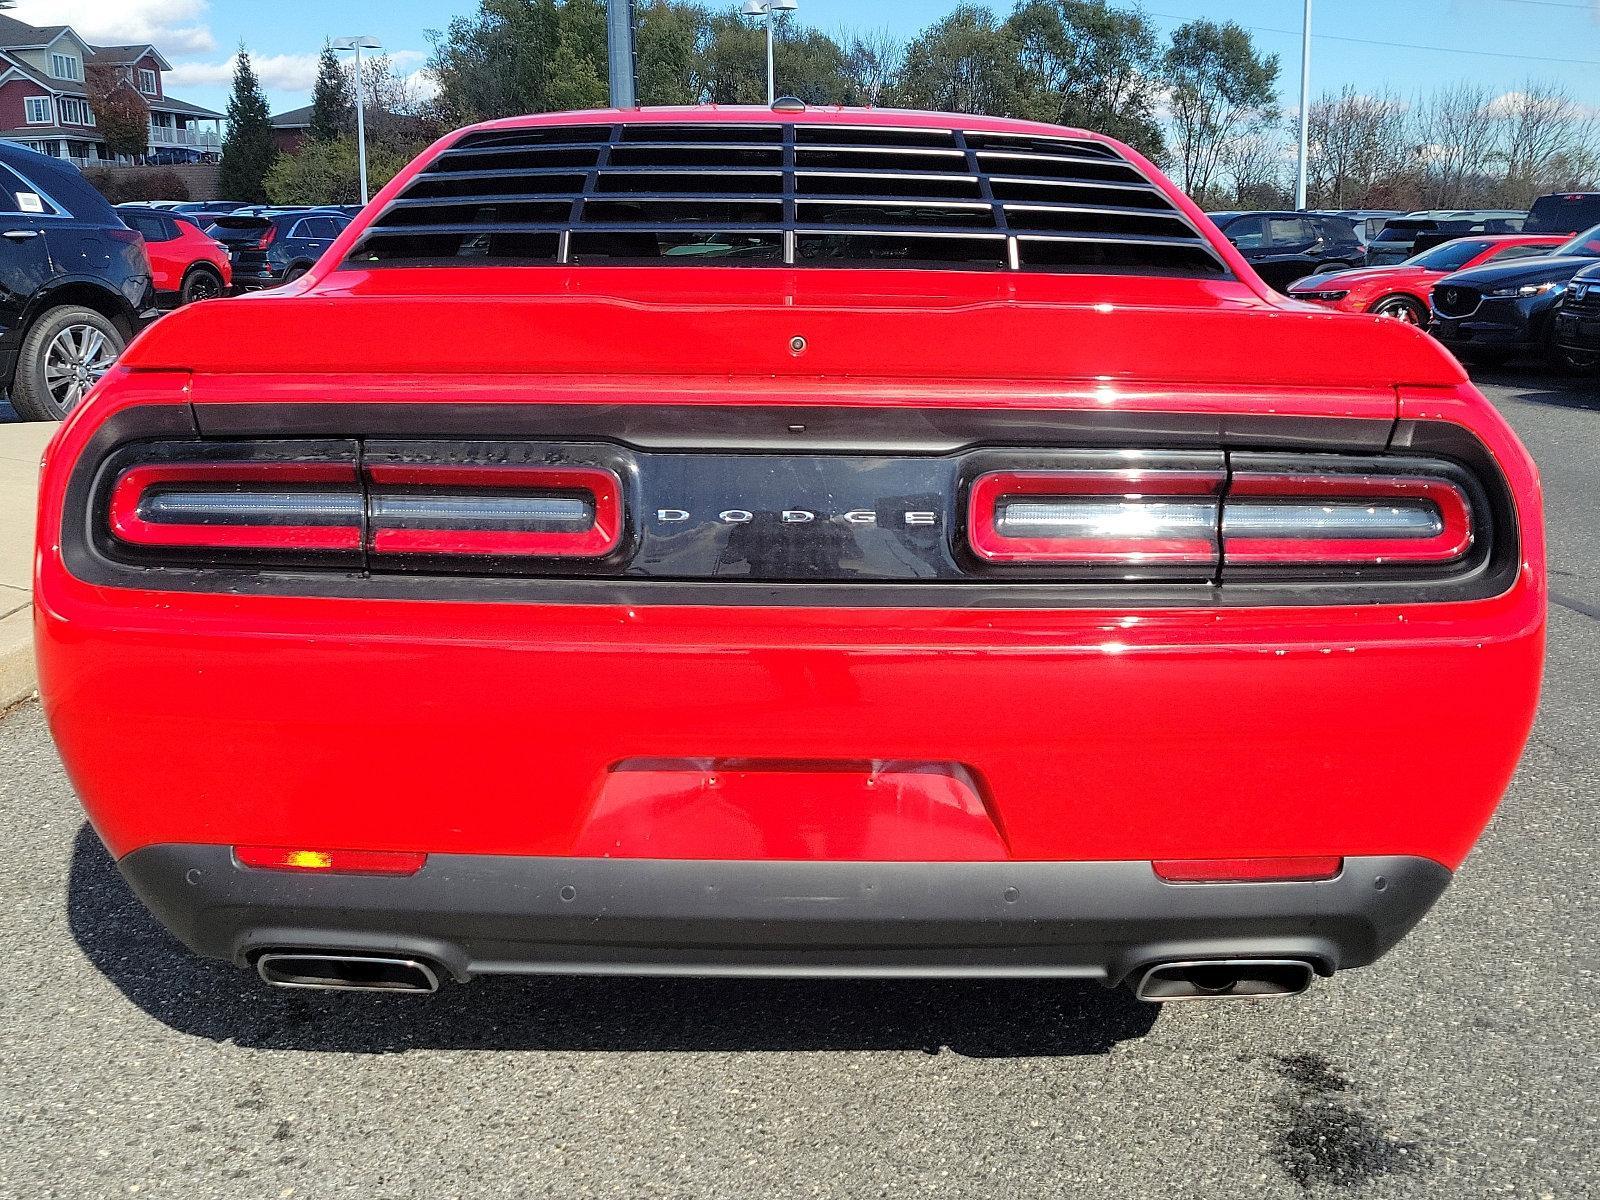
61;403;1520;609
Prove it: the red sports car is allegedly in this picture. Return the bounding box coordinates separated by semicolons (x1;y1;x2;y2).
118;205;232;307
1288;234;1567;324
38;108;1544;1004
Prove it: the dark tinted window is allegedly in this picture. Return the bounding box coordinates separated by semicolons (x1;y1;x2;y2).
1557;223;1600;257
1488;244;1553;263
1222;215;1265;249
125;212;175;242
1526;194;1600;235
1375;220;1432;243
1314;217;1356;241
1266;217;1310;247
208;217;272;243
1408;239;1494;271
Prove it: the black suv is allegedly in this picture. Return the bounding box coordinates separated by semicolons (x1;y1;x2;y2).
1524;192;1600;236
1553;259;1600;371
0;143;154;420
1429;222;1600;369
1207;211;1365;291
206;208;351;290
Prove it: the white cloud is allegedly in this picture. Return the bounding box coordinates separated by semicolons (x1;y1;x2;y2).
11;0;215;54
405;69;440;102
167;51;323;93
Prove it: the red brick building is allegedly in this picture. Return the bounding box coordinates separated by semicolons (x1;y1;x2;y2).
0;15;222;167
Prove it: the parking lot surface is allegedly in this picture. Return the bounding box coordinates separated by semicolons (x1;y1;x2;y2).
1;370;1596;1199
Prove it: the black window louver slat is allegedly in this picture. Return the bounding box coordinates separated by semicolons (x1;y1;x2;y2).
348;122;1227;277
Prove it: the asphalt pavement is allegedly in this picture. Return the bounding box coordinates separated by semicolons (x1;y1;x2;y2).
0;369;1596;1199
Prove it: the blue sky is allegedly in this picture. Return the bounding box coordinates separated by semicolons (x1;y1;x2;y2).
20;0;1600;120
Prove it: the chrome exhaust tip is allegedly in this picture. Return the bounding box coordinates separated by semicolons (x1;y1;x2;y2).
1134;958;1316;1002
256;952;440;993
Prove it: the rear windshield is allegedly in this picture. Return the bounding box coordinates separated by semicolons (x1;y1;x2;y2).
1526;194;1600;235
1374;220;1434;242
1407;239;1493;271
207;217;271;243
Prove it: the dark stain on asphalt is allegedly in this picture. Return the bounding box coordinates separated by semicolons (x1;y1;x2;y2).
1270;1053;1426;1190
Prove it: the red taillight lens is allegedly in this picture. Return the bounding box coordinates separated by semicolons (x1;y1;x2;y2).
1223;471;1472;566
109;461;362;552
235;846;427;875
365;463;623;558
255;226;277;249
1153;856;1344;883
967;466;1223;569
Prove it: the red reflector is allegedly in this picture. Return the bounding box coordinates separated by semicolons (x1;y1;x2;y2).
1223;473;1471;565
1153;856;1344;883
234;846;427;875
967;467;1223;566
109;462;362;551
365;463;623;558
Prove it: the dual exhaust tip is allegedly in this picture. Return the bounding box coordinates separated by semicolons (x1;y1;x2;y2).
253;952;1315;1001
1134;958;1316;1002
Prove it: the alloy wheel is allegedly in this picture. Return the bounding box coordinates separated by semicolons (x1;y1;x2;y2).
42;322;118;412
1373;298;1423;325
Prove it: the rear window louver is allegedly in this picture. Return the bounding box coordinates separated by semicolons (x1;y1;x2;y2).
347;123;1227;278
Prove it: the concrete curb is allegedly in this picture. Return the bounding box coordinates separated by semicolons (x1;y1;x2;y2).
0;420;57;712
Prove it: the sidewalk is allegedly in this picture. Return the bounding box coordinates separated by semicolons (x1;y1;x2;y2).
0;421;55;710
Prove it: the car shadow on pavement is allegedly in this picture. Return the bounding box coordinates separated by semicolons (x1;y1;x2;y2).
65;825;1159;1058
1470;366;1600;411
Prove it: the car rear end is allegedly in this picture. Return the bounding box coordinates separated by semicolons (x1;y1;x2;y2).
207;213;283;290
37;109;1545;1002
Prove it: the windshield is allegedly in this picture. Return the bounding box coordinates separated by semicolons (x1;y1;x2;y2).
1407;239;1494;271
1556;223;1600;257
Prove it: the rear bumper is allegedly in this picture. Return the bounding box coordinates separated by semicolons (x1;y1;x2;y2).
118;845;1452;984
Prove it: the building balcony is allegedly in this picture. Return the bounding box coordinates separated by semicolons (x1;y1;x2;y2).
148;125;221;150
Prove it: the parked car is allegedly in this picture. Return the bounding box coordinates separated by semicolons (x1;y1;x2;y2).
115;199;186;210
1207;210;1365;291
1429;222;1600;368
173;200;252;219
1287;234;1569;324
0;144;154;420
117;205;231;308
1551;259;1600;370
1312;209;1401;246
206;209;352;289
1523;191;1600;236
1366;211;1526;266
39;109;1543;1004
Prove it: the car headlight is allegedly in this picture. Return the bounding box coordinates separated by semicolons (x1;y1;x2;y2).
1293;290;1349;302
1487;282;1565;299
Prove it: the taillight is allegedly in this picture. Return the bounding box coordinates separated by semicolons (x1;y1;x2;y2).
1153;856;1344;883
1222;468;1472;566
968;467;1223;569
365;462;622;559
109;461;362;553
255;226;277;249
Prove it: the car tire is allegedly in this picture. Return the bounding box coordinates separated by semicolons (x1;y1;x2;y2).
179;264;225;305
1368;295;1428;326
1551;345;1600;375
10;305;127;422
282;265;309;283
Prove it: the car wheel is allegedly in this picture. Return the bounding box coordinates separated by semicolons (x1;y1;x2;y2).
282;265;309;283
1368;295;1428;326
10;305;127;422
180;265;225;305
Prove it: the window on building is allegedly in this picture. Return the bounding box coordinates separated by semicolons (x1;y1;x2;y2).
58;98;94;126
50;53;82;81
23;96;51;125
137;68;158;95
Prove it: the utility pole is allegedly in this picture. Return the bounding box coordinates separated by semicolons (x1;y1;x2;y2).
1295;0;1312;210
606;0;638;108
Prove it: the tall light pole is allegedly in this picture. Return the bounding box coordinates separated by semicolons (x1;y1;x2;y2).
1295;0;1311;211
740;0;798;106
333;36;382;205
605;0;638;108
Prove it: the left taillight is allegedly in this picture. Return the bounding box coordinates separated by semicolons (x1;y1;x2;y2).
99;443;629;570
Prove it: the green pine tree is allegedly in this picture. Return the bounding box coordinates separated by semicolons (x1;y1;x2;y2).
308;42;354;142
218;46;278;203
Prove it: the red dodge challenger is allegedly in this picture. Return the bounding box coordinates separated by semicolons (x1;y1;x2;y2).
1287;234;1568;324
36;108;1545;1003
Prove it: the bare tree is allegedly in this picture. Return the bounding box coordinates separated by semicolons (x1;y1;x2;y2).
1410;82;1500;207
1492;80;1600;207
840;25;903;106
1306;86;1411;209
1220;126;1292;208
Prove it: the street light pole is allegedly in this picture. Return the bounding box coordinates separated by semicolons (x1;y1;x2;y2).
741;0;797;107
1295;0;1311;211
333;36;382;205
